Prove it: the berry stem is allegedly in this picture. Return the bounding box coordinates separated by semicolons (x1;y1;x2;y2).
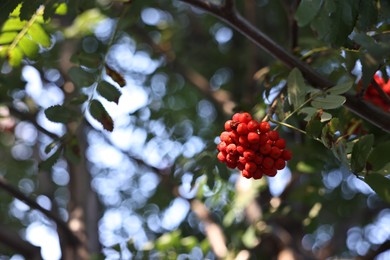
269;118;322;142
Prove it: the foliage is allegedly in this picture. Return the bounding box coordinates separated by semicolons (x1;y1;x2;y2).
0;0;390;259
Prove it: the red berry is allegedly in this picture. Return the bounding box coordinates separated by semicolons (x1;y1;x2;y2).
239;156;246;164
259;133;269;145
242;169;251;178
220;131;231;143
217;141;227;152
268;130;279;141
226;144;237;155
232;113;241;122
263;167;277;177
237;145;245;154
275;139;286;149
224;120;233;131
237;123;249;135
239;112;252;123
253;169;263;179
226;161;237;169
281;149;292;161
239;135;249;146
247;132;260;144
237;162;245;171
243;150;255;161
247;120;259;132
245;162;257;173
259;143;272;155
217;152;226;162
259;121;271;133
262;157;274;169
254;154;263;164
270;146;282;159
249;143;260;151
275;158;286;170
226;153;238;164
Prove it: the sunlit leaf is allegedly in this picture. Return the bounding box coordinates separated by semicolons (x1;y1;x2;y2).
27;23;51;48
18;36;39;59
365;173;390;203
8;46;23;67
89;99;114;131
0;32;17;45
351;134;374;173
96;81;121;104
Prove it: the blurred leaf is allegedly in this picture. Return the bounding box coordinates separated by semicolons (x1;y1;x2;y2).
295;0;323;27
89;99;114;131
64;137;81;164
242;226;259;248
311;95;346;109
180;236;198;251
356;0;377;30
105;64;126;87
39;147;62;171
27;23;51;48
365;173;390;203
70;52;102;69
45;105;75;123
351;134;374;173
8;46;23;67
367;140;390;171
18;36;39;59
68;66;96;88
155;231;181;251
0;1;21;28
70;94;89;105
287;68;309;109
0;32;18;45
64;8;106;38
96;81;121;104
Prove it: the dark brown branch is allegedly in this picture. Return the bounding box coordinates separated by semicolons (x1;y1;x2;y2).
357;240;390;260
0;176;81;246
0;223;42;260
178;0;390;132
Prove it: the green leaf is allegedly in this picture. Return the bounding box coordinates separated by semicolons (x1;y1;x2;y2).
0;2;22;29
8;46;23;67
310;0;359;46
367;141;390;171
44;105;75;123
0;32;17;44
18;36;39;59
356;0;377;30
306;113;323;139
27;23;51;48
70;52;102;69
327;81;353;95
311;95;346;109
96;81;121;104
287;68;308;109
68;66;96;88
39;147;62;171
300;107;332;122
295;0;323;27
365;173;390;203
2;18;26;31
69;94;89;105
89;99;114;132
351;134;374;173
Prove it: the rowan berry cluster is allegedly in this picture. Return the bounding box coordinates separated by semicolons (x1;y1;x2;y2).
363;74;390;112
217;112;292;179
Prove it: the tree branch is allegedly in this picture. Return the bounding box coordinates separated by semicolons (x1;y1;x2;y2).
0;176;81;247
178;0;390;133
0;223;42;260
